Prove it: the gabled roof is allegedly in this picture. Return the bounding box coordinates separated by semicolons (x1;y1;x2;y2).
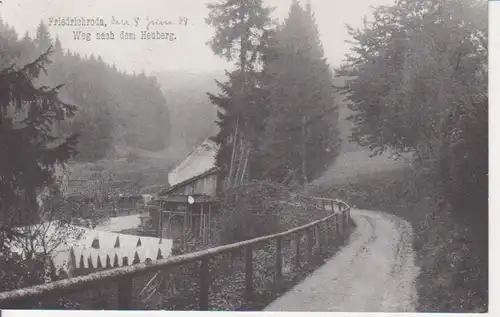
167;139;218;187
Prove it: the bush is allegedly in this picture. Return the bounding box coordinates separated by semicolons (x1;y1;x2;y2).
213;180;332;245
439;97;488;228
215;181;290;244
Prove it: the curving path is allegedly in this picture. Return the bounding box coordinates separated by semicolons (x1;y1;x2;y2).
265;208;420;312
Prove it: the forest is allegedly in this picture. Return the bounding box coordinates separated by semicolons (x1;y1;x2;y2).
0;0;489;312
0;18;171;162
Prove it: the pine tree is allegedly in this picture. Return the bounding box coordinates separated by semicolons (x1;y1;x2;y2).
34;21;52;53
206;0;273;189
53;36;63;61
258;0;340;185
206;0;274;72
0;48;79;250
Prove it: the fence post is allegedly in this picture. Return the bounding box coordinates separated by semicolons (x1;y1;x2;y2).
117;276;133;309
328;215;334;244
330;200;335;213
295;232;301;269
343;208;347;229
340;210;345;234
314;225;321;255
306;229;313;265
245;245;253;299
199;257;210;310
335;214;340;236
275;236;283;281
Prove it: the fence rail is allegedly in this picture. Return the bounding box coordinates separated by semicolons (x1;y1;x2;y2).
0;195;351;310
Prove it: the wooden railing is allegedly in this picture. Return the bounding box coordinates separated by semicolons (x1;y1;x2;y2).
0;195;352;310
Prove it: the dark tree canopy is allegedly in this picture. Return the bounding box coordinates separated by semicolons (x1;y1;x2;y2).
1;20;172;162
256;0;341;184
338;0;487;215
206;0;274;187
206;0;341;187
0;47;79;294
0;48;79;223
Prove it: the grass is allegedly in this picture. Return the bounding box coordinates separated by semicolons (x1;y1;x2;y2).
65;143;187;196
311;167;488;313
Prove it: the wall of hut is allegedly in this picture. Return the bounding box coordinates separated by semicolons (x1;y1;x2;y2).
168;173;217;197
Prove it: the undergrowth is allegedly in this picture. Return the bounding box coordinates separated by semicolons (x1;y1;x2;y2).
24;181;355;310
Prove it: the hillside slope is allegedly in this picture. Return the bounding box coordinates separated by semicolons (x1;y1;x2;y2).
152;70;225;155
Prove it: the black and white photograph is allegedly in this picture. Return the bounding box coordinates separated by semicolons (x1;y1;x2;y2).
0;0;489;313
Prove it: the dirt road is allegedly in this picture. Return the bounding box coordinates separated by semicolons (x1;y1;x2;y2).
265;208;420;312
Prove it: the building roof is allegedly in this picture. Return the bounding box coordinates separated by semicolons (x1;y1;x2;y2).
159;167;219;196
167;139;218;187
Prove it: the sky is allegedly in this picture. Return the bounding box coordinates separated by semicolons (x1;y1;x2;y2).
0;0;396;74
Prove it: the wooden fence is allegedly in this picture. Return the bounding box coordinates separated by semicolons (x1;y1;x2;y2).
0;195;351;310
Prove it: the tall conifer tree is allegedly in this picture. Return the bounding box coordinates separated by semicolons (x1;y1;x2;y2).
258;0;340;185
0;48;79;247
206;0;273;188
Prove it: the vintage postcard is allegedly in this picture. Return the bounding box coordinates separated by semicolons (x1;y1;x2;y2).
0;0;489;314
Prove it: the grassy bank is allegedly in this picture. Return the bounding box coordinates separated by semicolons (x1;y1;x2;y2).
312;167;488;313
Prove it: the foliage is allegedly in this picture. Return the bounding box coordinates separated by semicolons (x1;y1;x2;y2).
0;254;53;293
439;96;487;216
207;1;341;187
206;0;275;71
12;187;86;258
206;0;274;187
212;180;331;245
256;0;341;184
0;49;78;221
1;18;171;162
338;0;487;214
208;70;269;183
0;35;79;291
340;0;486;159
215;180;288;243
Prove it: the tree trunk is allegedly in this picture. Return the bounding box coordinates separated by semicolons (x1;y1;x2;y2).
301;116;308;188
234;136;246;187
240;144;250;184
240;18;248;75
228;117;240;188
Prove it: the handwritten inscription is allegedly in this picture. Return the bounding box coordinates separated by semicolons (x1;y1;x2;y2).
49;15;188;42
72;30;176;42
48;17;106;27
